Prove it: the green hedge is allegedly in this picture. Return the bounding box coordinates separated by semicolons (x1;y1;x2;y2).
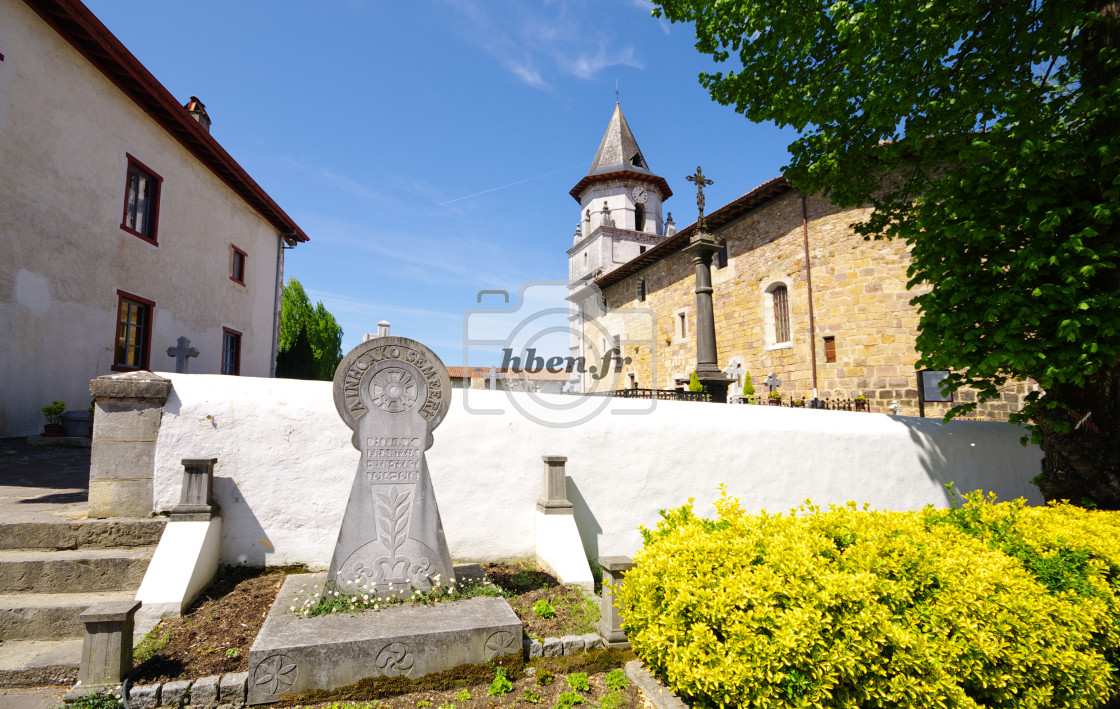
618;487;1120;709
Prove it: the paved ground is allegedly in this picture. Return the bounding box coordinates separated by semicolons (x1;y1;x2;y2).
0;439;90;705
0;438;90;525
0;684;71;708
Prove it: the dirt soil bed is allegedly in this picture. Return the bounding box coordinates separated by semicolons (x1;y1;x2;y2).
132;561;631;707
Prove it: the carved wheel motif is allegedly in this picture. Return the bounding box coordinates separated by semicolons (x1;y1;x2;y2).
376;642;416;677
253;653;298;695
370;368;418;413
485;630;521;660
410;557;434;584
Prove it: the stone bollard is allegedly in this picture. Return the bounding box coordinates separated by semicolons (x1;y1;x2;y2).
88;371;171;518
537;456;573;514
66;600;142;700
171;458;218;520
595;556;635;649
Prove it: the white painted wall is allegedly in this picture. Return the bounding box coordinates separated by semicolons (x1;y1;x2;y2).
0;1;287;435
151;373;1045;570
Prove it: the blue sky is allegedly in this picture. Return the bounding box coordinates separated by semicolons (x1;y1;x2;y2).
85;0;798;367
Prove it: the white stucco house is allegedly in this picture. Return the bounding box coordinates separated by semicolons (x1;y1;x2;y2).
0;0;309;436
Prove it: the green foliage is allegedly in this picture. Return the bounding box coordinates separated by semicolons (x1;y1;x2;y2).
620;487;1120;709
278;277;343;381
687;371;702;392
604;669;628;691
536;670;555;686
554;691;584;708
225;647;241;659
65;692;121;709
454;689;471;702
596;693;624;709
651;0;1120;504
488;667;513;697
565;672;590;693
523;687;542;704
41;400;65;425
741;371;754;397
134;626;171;663
532;599;556;619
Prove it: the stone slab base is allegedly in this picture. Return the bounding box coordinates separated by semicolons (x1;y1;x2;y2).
247;573;523;705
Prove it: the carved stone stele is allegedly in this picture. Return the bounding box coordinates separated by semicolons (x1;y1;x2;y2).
327;336;456;596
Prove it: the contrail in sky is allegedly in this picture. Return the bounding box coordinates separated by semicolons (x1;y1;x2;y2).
439;163;585;206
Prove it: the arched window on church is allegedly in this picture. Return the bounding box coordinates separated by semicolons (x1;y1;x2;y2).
635;203;645;232
771;284;790;344
716;239;728;269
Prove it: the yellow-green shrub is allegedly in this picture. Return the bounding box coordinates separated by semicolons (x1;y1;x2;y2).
618;487;1120;709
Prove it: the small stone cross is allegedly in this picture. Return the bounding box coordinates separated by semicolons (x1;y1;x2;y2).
686;166;714;229
166;336;199;373
763;372;782;393
488;365;498;391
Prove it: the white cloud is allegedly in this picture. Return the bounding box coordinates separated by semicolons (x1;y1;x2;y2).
443;0;649;88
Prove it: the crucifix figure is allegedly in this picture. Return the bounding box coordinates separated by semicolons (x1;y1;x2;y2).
166;336;199;373
686;166;714;230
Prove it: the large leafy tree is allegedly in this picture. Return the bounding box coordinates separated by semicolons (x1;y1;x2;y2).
653;0;1120;505
278;277;343;381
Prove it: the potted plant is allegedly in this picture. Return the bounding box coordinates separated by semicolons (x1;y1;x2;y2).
62;406;94;437
768;391;782;406
41;400;65;437
688;371;703;393
854;394;869;412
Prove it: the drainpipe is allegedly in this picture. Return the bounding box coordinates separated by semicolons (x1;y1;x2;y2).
801;194;818;397
272;231;297;377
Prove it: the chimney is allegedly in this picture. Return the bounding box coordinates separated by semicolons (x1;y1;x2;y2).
665;212;676;237
378;321;391;337
184;96;211;133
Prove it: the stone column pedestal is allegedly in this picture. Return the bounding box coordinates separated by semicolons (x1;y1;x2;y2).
537;456;573;514
67;600;141;699
595;556;636;648
89;371;171;518
683;233;733;402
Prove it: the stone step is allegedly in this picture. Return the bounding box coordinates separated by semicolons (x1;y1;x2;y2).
0;590;136;641
0;638;81;688
0;518;166;551
0;547;155;593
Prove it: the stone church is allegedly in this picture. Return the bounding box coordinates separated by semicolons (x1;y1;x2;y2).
567;104;1033;419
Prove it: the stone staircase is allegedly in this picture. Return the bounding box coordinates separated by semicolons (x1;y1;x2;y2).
0;517;165;686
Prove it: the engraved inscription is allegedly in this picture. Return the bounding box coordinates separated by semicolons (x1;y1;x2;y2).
339;343;449;424
365;436;422;481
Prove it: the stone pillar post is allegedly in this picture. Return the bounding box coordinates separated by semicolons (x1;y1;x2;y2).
537;456;573;514
68;600;142;699
683;233;733;402
595;556;636;648
171;458;217;520
89;372;171;518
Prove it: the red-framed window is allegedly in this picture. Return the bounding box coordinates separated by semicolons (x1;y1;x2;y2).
222;327;242;375
113;290;154;372
120;154;163;245
230;245;247;285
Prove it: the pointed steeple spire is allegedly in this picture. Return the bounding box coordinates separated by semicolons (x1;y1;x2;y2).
569;104;672;203
587;103;651;176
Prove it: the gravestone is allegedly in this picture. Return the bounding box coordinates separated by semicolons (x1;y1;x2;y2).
247;335;523;704
166;336;199;374
328;336;456;596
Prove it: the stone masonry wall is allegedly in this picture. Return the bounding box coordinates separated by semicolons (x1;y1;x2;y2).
593;191;1037;418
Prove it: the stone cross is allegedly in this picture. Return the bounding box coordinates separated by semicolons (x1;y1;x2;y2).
764;372;782;393
488;365;497;391
166;336;199;373
686;166;714;229
328;336;456;597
